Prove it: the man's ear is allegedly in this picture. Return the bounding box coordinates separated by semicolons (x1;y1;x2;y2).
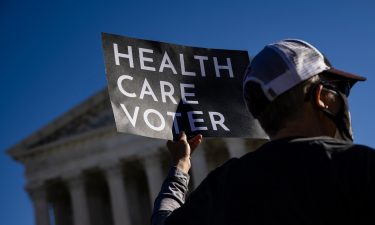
314;84;341;114
314;84;328;109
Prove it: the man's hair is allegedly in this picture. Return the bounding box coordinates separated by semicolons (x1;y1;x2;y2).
247;75;320;136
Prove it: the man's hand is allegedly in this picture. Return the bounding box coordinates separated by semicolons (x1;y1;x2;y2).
166;132;203;174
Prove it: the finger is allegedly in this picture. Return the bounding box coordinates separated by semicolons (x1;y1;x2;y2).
190;139;202;153
188;134;202;145
179;131;188;142
190;136;202;148
189;135;203;152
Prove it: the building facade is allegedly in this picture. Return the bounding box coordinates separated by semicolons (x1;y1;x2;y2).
8;89;266;225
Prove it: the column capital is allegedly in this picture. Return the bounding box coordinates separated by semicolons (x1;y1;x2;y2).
63;169;83;179
102;161;123;179
25;180;46;194
225;138;245;149
100;158;121;169
225;138;247;158
142;152;161;168
63;171;86;190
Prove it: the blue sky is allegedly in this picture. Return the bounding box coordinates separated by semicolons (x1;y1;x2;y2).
1;0;374;224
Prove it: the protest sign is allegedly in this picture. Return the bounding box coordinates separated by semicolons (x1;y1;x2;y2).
102;32;266;140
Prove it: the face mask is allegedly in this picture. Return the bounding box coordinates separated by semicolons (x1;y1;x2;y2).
320;90;353;142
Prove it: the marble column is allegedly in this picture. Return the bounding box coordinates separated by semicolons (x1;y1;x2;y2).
67;174;90;225
104;163;131;225
52;200;72;225
28;185;51;225
142;153;164;208
226;139;247;158
191;145;209;189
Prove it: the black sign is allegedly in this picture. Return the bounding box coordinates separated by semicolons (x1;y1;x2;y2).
102;32;266;140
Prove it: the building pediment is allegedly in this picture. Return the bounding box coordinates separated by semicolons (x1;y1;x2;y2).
8;88;116;158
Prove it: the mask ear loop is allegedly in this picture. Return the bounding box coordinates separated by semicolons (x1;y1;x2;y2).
307;83;353;142
320;87;342;116
307;81;342;114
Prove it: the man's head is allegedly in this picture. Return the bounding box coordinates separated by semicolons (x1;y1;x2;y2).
243;39;366;141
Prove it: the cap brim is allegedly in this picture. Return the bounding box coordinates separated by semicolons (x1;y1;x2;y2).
324;68;367;82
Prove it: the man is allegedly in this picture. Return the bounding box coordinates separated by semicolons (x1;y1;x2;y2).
152;39;375;225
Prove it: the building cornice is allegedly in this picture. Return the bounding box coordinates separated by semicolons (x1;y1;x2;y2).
7;88;111;160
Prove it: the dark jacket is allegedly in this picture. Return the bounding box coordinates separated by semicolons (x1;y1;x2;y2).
153;137;375;225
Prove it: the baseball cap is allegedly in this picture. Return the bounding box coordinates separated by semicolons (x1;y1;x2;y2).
243;39;366;117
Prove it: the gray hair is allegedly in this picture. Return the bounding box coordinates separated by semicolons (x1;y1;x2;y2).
254;75;320;136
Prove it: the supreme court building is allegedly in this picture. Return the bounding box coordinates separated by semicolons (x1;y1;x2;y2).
8;89;266;225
